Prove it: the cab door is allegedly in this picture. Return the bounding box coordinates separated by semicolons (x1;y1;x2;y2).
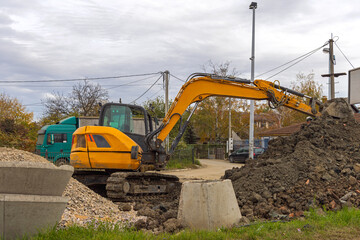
87;133;138;170
70;127;91;168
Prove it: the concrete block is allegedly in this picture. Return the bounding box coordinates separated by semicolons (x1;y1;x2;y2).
0;162;73;196
0;195;4;238
177;179;241;230
0;194;68;240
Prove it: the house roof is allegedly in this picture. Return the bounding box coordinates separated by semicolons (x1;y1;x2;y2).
259;113;360;137
258;123;303;137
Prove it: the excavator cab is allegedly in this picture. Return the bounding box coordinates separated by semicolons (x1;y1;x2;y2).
99;103;156;152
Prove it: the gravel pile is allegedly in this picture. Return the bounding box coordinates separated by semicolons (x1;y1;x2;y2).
0;147;48;162
0;147;143;228
60;178;143;228
223;98;360;221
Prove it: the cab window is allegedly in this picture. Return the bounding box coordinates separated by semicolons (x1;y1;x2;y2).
76;135;86;148
92;135;111;148
47;133;67;144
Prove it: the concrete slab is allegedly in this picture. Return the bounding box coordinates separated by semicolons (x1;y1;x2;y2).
0;195;4;240
0;194;68;240
0;162;73;196
177;179;241;230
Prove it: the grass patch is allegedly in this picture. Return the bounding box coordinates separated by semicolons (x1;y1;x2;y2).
28;207;360;240
166;147;201;169
166;157;201;170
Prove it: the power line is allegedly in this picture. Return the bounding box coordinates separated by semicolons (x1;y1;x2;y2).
24;102;43;106
0;72;160;83
131;74;163;104
148;87;164;99
334;41;355;69
169;73;186;83
105;74;160;90
256;42;329;80
2;83;162;88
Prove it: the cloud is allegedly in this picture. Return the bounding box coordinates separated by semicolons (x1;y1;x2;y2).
0;0;358;120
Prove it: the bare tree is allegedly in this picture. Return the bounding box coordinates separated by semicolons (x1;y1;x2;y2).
71;80;108;116
41;80;108;124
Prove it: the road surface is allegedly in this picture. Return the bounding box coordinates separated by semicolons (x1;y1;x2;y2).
161;159;242;181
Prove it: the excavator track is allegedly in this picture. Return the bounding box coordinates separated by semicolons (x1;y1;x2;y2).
106;172;181;202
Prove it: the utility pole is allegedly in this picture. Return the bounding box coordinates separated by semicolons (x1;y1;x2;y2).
329;36;335;100
228;97;232;153
163;70;170;152
249;2;257;159
321;34;346;99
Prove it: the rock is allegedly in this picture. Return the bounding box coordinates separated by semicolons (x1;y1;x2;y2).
250;192;263;203
118;203;132;211
321;173;332;181
349;176;357;186
134;219;147;230
239;216;250;225
163;209;177;220
137;207;157;218
262;190;272;199
163;218;181;233
353;163;360;173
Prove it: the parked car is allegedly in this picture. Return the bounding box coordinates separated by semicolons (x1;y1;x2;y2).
229;147;265;163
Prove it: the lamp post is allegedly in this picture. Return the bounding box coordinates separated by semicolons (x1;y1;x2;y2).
249;2;257;159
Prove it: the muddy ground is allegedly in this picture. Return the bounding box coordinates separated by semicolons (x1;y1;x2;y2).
131;98;360;232
224;98;360;221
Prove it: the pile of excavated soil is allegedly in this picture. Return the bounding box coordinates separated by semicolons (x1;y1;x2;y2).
223;98;360;220
131;184;183;233
0;147;143;227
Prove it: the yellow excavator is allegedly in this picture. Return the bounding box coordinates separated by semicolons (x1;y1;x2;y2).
70;73;322;201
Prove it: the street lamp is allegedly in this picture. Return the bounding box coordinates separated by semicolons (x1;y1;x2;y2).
249;2;257;159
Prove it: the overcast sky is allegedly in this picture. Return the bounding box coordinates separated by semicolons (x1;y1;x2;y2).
0;0;359;120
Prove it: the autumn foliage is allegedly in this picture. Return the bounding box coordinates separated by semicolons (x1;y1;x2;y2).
0;93;38;151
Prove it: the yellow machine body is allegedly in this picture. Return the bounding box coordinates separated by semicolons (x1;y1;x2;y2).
70;126;141;170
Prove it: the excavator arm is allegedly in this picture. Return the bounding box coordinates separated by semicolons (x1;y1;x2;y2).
146;73;322;155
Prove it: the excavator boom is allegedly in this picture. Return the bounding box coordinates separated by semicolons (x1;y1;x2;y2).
149;74;321;152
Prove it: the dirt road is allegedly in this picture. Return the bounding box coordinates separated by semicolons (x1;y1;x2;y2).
161;159;241;181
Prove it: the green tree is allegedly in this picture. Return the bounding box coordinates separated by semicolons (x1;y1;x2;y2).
192;60;245;143
142;96;197;145
273;72;323;127
143;96;166;118
0;93;37;151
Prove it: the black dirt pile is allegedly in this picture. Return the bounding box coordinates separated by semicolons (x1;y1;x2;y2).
131;183;183;233
223;98;360;220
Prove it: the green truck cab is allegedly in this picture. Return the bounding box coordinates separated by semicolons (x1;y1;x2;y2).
36;116;98;165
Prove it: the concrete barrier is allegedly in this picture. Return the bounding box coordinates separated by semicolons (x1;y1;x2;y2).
0;161;73;239
0;194;68;240
0;161;73;196
177;179;241;230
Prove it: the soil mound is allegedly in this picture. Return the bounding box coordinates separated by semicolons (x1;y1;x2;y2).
223;98;360;220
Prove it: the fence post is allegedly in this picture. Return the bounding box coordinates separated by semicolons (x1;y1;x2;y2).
192;148;195;164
